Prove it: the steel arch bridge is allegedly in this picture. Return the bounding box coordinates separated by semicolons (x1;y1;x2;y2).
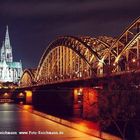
20;69;36;87
20;17;140;87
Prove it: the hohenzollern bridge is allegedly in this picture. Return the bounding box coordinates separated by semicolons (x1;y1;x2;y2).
20;17;140;88
0;16;139;125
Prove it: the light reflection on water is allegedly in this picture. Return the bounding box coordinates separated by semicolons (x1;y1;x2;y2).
0;104;99;140
0;104;41;140
0;104;56;140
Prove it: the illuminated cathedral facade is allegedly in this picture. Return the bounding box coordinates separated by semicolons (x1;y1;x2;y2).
0;26;22;83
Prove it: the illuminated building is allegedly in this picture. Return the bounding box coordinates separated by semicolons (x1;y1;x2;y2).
0;26;22;83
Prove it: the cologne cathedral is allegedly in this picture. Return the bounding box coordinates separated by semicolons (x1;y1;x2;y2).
0;26;22;83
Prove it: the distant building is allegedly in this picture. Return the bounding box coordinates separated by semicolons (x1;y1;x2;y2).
0;26;22;83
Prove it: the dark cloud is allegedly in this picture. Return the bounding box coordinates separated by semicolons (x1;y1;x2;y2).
0;0;139;69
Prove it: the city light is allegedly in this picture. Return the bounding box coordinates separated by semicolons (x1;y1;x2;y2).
74;89;78;94
19;93;24;97
19;101;23;105
4;93;9;98
0;26;22;83
132;58;136;63
113;63;116;66
77;92;82;95
25;90;32;104
0;1;139;140
26;91;32;97
79;88;83;92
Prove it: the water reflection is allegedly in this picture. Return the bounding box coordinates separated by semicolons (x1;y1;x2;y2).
0;104;100;140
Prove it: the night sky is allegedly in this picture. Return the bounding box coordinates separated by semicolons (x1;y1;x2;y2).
0;0;139;69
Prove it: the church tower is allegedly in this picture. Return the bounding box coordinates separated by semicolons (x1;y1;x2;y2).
1;26;13;62
0;26;22;83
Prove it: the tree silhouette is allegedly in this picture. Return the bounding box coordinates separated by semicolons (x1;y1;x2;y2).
97;82;139;140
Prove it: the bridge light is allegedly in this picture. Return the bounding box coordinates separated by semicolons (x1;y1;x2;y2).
113;63;116;66
26;91;32;97
132;58;136;63
93;86;103;90
19;93;24;97
4;93;9;98
78;92;82;95
79;73;82;77
79;88;83;92
78;100;82;103
74;89;78;94
25;90;32;104
10;86;13;89
77;88;83;104
19;101;23;105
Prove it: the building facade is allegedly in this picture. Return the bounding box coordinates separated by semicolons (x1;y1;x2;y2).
0;26;22;83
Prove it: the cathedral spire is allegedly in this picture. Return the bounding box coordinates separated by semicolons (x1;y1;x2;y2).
5;25;11;48
0;26;13;62
0;25;22;83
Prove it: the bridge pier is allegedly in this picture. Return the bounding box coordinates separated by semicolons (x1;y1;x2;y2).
0;92;13;103
24;90;33;104
15;92;26;104
25;85;101;119
31;87;74;117
73;87;99;119
16;70;140;120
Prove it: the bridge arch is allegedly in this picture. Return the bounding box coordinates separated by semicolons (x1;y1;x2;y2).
19;17;140;87
19;69;36;87
109;17;140;72
35;36;112;84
